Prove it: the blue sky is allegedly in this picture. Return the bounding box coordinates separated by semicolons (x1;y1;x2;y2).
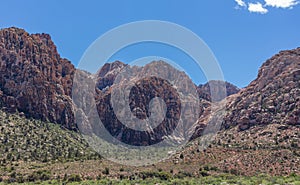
1;0;299;87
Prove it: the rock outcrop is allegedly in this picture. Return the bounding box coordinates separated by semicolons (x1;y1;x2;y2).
94;61;201;146
223;48;300;131
2;26;298;144
197;80;240;102
0;27;76;129
96;61;127;91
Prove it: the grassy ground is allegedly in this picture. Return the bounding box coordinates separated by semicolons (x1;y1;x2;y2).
1;174;300;185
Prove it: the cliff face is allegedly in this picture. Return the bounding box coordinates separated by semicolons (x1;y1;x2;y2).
0;27;216;139
1;27;298;144
223;48;300;130
96;61;127;90
0;27;76;129
94;61;202;146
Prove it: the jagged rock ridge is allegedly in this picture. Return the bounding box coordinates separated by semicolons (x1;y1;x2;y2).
0;27;76;129
223;48;300;130
4;26;296;143
197;80;240;102
94;61;201;146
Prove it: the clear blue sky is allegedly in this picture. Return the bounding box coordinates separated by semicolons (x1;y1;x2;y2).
1;0;299;87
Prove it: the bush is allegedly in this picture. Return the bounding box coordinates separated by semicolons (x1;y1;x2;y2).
230;169;239;175
179;153;184;159
102;167;110;175
97;174;102;180
27;170;51;182
9;171;16;178
140;171;172;180
68;174;82;182
16;176;25;183
203;165;210;171
175;171;193;179
199;170;209;177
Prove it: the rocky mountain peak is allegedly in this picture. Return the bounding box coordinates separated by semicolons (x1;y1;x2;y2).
91;60;203;146
250;48;300;90
97;60;127;78
223;48;300;131
96;61;127;90
2;26;298;142
0;27;76;129
197;80;240;102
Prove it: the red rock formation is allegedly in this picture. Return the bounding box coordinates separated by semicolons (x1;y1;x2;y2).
223;48;300;130
94;61;201;146
0;27;76;129
3;27;298;144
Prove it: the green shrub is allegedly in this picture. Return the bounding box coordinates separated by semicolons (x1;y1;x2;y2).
68;174;82;182
199;170;209;177
174;171;192;179
179;153;184;159
97;174;102;180
27;170;51;182
103;167;110;175
139;171;172;180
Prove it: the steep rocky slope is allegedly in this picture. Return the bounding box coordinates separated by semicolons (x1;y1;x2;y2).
94;61;202;146
174;48;300;176
1;27;298;143
0;27;76;129
223;48;300;131
93;61;240;144
0;109;100;164
168;48;300;176
0;27;240;140
96;61;128;91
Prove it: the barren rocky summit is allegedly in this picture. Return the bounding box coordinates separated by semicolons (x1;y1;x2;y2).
223;47;300;131
0;27;76;129
0;27;299;137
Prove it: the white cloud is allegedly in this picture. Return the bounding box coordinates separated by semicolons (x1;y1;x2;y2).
235;0;247;7
264;0;299;8
248;2;269;13
234;0;299;14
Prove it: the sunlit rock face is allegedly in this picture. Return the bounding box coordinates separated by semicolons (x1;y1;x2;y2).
0;27;76;129
223;48;300;131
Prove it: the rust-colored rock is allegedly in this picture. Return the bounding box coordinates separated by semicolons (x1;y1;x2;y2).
223;48;300;130
0;27;76;129
94;61;201;146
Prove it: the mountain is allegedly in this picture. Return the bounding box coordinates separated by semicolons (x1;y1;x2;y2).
197;80;240;102
94;61;202;146
0;27;299;181
0;27;76;129
167;48;300;176
223;48;300;131
0;27;236;136
93;61;241;144
96;61;128;91
0;27;298;143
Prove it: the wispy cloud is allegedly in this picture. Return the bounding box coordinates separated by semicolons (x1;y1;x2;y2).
264;0;299;8
234;0;299;14
248;2;269;13
235;0;247;7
